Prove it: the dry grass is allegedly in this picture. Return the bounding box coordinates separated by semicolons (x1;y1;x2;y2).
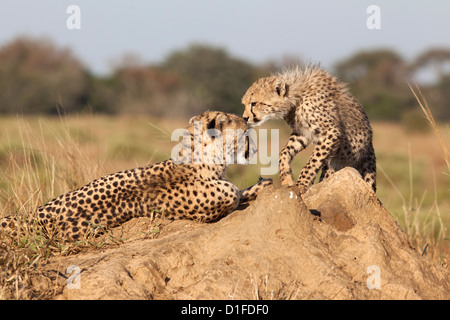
408;82;450;173
373;84;449;265
0;115;190;299
0;101;449;299
406;83;449;263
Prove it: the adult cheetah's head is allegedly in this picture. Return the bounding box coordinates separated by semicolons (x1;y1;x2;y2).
242;76;294;127
179;111;256;165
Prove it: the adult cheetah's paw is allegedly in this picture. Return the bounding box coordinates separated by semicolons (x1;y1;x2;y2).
258;177;274;187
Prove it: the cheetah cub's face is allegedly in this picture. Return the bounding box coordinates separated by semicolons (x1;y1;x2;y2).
242;76;294;127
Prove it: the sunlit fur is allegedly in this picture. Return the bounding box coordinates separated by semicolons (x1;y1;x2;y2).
242;65;376;193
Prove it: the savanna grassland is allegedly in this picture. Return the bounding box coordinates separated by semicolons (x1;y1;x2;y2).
0;114;448;264
1;34;449;300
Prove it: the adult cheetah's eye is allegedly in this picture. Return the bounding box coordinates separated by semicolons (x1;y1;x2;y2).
251;102;257;108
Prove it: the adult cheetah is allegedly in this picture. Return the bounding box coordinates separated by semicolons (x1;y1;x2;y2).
0;111;272;241
242;65;376;194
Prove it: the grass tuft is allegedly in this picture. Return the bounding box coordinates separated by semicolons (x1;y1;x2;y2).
408;82;450;173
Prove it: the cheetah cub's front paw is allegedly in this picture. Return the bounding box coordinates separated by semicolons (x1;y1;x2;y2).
279;174;295;187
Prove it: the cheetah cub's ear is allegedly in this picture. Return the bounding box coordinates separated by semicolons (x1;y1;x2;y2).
275;79;289;97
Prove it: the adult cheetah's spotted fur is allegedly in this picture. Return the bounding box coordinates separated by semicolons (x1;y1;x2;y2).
0;111;272;241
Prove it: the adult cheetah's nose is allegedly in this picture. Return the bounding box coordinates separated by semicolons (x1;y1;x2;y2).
243;117;249;122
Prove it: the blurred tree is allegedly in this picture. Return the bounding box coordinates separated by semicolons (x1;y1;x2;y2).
0;36;446;122
409;48;450;121
335;49;404;84
85;74;119;114
162;44;255;114
109;58;201;117
410;48;450;81
0;37;87;114
334;49;411;120
436;74;450;120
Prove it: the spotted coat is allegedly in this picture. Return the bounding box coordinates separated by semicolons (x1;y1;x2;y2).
0;111;272;241
242;66;376;193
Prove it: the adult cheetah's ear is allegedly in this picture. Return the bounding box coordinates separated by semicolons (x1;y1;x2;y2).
189;116;197;125
275;80;289;97
206;118;216;130
206;114;227;136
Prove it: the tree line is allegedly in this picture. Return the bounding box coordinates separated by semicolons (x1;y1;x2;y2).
0;37;449;122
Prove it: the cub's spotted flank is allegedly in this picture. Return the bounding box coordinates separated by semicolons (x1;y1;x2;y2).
242;65;376;193
1;111;272;241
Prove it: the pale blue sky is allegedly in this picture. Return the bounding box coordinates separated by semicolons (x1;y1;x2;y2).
0;0;449;75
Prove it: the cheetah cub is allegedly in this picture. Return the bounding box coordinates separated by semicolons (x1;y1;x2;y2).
1;111;272;241
242;65;376;193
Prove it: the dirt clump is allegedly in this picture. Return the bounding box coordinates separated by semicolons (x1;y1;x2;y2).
38;168;449;300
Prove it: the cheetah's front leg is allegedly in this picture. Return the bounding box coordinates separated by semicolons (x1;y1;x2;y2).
296;129;340;192
279;133;309;186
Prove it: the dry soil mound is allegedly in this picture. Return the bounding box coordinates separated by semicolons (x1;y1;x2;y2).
40;167;449;299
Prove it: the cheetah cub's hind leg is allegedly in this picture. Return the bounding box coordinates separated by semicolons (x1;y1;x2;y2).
296;126;341;192
319;163;335;182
